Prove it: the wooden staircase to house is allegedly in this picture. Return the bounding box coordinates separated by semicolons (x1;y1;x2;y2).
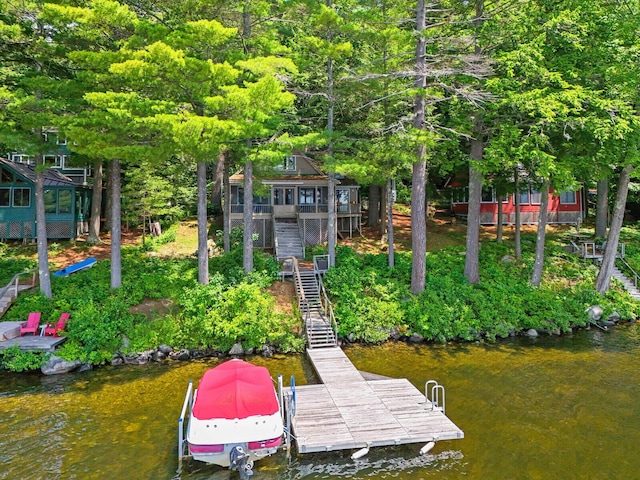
274;219;304;261
612;266;640;301
0;271;37;319
291;258;338;349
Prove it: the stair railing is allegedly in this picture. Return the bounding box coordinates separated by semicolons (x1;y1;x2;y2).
0;269;37;303
317;275;338;346
273;217;279;258
616;257;639;289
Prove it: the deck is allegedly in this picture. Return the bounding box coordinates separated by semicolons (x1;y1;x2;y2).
285;347;463;454
0;322;66;352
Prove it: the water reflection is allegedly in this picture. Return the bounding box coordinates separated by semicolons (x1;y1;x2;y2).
2;324;640;479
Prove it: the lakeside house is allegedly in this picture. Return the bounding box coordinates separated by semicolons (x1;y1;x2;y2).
0;158;91;241
229;154;361;256
449;184;586;225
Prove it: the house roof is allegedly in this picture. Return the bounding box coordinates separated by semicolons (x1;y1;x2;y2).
0;158;78;188
230;153;326;182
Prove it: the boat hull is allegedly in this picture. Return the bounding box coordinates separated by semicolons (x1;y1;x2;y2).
187;410;283;466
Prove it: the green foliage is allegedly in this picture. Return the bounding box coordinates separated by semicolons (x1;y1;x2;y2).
0;346;47;372
324;241;637;345
0;257;37;285
173;274;301;352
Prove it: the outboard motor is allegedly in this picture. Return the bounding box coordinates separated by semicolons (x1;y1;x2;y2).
229;446;254;480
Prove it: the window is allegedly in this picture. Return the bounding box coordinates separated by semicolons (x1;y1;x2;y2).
273;187;294;205
516;189;530;205
275;156;297;171
231;186;243;205
481;187;495;203
254;194;270;205
58;190;72;213
284;156;296;171
560;191;576;204
317;187;328;205
452;187;468;203
298;187;315;204
530;189;542;205
337;189;350;204
1;167;12;184
0;188;9;207
57;136;67;145
11;154;31;164
44;190;57;213
13;188;30;207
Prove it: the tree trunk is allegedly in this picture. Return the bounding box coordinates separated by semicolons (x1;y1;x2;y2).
87;159;103;245
368;185;380;227
411;0;428;295
34;154;52;299
104;161;112;232
327;33;336;268
211;152;224;214
223;154;231;253
328;171;337;267
110;159;122;289
596;165;633;293
496;193;503;242
197;161;209;285
380;184;387;235
243;160;254;274
464;135;483;284
514;173;522;259
595;177;608;239
387;177;395;267
530;180;550;287
464;1;485;285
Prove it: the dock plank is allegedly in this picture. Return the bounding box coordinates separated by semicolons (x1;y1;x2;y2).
287;347;464;453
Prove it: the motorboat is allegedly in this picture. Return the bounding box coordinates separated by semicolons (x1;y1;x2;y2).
179;359;284;478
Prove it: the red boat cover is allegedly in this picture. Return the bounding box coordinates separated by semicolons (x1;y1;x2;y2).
192;359;279;420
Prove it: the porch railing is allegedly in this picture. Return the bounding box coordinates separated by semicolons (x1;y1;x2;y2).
297;204;329;214
231;203;361;215
230;205;273;214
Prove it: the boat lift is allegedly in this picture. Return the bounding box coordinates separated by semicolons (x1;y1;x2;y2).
178;373;296;475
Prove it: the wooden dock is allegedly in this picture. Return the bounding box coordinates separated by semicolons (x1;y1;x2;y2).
286;347;463;454
0;322;66;352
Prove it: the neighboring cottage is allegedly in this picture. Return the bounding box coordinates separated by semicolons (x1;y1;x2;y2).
0;158;91;240
229;154;361;258
449;184;586;225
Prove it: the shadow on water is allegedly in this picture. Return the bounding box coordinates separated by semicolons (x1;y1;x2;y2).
176;446;465;480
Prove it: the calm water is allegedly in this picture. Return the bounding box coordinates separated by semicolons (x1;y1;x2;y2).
3;324;640;480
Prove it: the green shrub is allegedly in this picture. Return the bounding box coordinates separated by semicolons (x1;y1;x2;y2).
0;345;47;372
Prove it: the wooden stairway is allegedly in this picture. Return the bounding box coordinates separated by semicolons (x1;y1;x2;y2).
292;259;338;349
275;219;304;261
0;271;37;319
612;267;640;300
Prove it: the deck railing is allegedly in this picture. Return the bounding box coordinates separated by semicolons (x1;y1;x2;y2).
0;270;37;305
231;203;361;216
230;204;273;214
297;204;329;214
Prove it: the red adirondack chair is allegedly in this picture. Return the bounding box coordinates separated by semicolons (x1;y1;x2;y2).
44;313;70;337
19;312;42;336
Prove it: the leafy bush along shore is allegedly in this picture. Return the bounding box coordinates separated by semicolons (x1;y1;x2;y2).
0;245;302;371
1;229;639;372
323;235;639;344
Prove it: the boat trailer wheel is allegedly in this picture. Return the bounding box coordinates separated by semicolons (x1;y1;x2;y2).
230;446;254;479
